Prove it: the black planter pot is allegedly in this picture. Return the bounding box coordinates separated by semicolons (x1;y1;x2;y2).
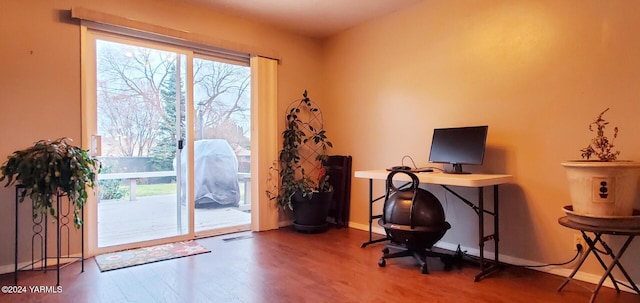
292;191;334;233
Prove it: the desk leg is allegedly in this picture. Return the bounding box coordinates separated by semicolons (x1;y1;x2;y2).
361;179;387;248
441;185;501;281
473;185;502;282
367;179;373;242
477;187;485;277
361;237;388;248
494;185;500;263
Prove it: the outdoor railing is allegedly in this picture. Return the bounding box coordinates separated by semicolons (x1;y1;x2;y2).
98;171;251;203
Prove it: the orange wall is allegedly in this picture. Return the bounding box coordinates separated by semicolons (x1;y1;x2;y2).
3;0;640;284
323;0;640;279
0;0;322;270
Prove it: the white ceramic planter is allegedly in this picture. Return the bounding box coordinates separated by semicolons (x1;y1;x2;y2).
562;161;640;217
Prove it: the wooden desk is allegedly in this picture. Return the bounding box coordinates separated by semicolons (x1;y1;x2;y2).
557;216;640;303
354;169;512;281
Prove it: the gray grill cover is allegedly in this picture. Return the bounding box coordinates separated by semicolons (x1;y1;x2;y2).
179;139;240;208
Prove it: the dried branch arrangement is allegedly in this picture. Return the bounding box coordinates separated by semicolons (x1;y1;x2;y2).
580;108;620;161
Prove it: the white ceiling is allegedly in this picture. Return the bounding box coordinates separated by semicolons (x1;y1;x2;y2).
174;0;423;38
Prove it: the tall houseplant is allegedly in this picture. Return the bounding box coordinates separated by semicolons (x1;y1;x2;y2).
267;91;333;232
1;138;100;227
562;108;640;217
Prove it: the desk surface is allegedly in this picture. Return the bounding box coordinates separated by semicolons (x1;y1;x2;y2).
354;169;513;187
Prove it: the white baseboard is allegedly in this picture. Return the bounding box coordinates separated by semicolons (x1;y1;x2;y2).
348;221;638;293
349;221;386;237
0;255;83;275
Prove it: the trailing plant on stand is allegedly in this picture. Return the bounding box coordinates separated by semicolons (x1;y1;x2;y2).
0;138;100;227
268;90;333;211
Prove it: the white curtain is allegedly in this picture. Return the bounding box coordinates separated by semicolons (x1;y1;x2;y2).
250;56;279;231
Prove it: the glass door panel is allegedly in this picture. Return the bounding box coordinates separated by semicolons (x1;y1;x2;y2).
192;56;251;235
95;38;188;247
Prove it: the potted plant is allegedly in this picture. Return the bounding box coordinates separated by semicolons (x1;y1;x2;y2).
267;90;334;232
0;138;100;227
561;108;640;217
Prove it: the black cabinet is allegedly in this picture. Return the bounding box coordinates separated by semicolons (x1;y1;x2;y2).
325;155;352;228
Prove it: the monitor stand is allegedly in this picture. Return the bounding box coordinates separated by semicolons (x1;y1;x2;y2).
445;163;471;174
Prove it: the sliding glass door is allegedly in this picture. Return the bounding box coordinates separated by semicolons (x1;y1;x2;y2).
85;30;252;254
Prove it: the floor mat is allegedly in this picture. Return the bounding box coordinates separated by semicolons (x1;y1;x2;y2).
94;240;210;272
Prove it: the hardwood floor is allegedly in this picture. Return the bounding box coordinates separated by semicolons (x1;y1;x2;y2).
0;227;637;303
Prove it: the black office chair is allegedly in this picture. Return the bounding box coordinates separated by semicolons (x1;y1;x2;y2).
377;170;453;274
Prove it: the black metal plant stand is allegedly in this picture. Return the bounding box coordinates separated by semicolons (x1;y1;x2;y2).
557;216;640;303
14;185;85;286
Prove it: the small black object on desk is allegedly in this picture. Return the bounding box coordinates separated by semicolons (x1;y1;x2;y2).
387;166;434;173
557;216;640;303
389;165;412;171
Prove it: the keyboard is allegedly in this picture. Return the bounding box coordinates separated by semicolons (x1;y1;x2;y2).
411;168;434;173
386;167;434;173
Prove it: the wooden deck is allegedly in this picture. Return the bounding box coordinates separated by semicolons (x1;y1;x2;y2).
98;195;250;247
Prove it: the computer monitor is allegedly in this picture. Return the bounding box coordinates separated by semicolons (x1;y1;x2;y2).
428;125;488;174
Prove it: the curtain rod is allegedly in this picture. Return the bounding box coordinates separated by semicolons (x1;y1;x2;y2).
71;6;280;62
